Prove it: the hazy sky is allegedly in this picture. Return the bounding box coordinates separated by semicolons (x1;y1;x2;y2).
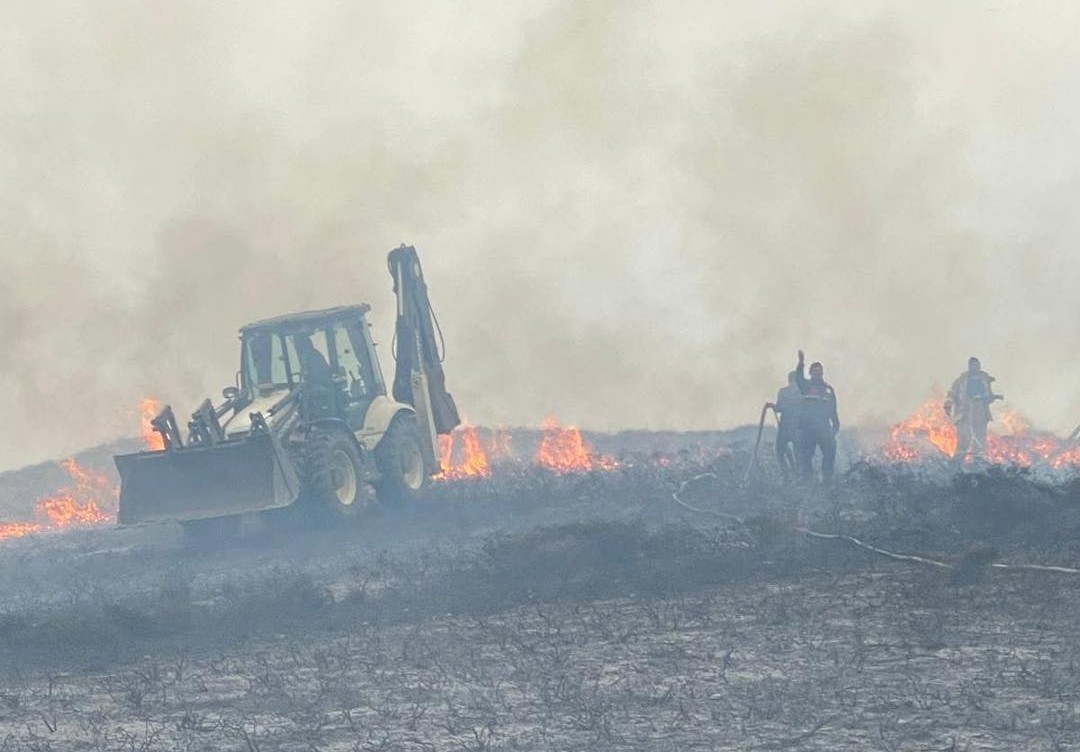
2;1;1080;469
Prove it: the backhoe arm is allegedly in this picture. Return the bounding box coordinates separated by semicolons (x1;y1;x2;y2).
387;244;461;435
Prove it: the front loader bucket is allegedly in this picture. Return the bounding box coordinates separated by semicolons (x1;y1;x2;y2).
115;433;300;525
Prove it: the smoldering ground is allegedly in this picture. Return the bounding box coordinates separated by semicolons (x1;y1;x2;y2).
3;442;1080;749
3;1;1080;471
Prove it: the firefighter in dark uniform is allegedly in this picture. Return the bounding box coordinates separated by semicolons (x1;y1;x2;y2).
794;350;840;482
773;371;802;479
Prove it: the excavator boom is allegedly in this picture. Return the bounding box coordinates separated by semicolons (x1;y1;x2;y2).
388;245;461;435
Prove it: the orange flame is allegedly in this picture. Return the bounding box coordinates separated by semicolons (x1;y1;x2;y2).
35;459;113;526
1052;444;1080;469
436;426;491;480
140;398;165;451
999;409;1028;437
882;397;957;461
0;522;42;541
0;459;117;542
883;396;1080;469
536;418;617;473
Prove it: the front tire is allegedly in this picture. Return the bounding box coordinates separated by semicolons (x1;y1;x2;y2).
299;431;370;521
375;414;428;506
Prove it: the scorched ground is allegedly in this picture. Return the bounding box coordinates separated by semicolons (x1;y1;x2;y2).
0;427;1079;750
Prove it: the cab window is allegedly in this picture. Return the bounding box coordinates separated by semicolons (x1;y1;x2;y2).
331;322;376;401
244;333;289;388
290;328;331;384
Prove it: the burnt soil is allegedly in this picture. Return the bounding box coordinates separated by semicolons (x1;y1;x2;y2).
1;436;1080;750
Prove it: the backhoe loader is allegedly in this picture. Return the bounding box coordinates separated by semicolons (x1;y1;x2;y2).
114;245;460;527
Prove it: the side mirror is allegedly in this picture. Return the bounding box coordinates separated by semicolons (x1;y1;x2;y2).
222;386;240;402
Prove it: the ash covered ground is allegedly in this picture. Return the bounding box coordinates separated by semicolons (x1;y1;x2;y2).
1;430;1080;750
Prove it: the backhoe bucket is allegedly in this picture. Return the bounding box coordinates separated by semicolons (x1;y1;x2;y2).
115;433;300;525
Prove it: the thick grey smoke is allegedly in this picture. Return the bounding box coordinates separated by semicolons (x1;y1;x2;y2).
1;0;1079;468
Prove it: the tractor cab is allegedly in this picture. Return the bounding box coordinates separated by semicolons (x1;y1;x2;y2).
229;305;386;436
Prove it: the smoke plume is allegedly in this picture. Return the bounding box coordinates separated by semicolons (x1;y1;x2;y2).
1;0;1079;467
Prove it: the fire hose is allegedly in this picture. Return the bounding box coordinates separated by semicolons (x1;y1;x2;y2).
742;402;779;485
671;474;1080;576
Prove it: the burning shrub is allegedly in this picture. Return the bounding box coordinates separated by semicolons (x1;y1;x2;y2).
881;396;1080;473
0;459;118;542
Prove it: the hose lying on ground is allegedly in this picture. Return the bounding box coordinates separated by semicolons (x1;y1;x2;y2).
671;473;1080;576
671;473;744;523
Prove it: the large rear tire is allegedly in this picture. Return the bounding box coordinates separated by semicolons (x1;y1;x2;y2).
299;431;371;522
375;414;428;506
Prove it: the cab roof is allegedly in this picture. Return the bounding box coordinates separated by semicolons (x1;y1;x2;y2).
239;304;371;335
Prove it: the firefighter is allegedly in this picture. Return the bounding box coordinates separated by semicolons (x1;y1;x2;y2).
944;356;1001;467
794;350;840;482
773;371;802;479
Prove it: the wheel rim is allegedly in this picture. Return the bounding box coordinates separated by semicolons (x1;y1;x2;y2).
401;440;424;491
330;449;359;506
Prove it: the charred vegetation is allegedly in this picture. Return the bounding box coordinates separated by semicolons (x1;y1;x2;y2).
0;440;1079;748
